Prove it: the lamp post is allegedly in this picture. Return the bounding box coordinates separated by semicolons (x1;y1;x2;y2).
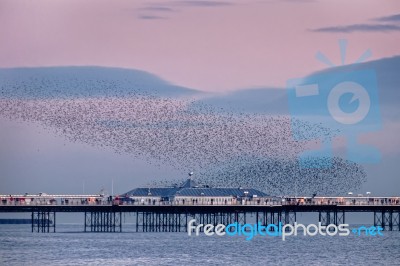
348;192;354;205
244;191;249;205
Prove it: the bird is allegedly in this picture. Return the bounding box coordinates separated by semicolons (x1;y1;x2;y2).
0;69;366;196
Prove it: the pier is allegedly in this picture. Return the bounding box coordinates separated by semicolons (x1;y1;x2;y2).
1;194;399;233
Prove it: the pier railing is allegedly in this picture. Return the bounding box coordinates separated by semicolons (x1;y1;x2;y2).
1;195;399;207
1;195;399;233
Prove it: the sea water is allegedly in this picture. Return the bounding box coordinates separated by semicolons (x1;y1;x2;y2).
1;224;400;265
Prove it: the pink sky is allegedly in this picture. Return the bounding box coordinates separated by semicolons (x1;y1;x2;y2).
0;0;399;92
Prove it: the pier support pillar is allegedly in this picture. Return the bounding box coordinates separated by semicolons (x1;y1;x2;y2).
135;212;189;232
84;211;122;232
31;211;56;233
319;210;345;226
374;211;400;231
259;211;282;231
283;211;297;225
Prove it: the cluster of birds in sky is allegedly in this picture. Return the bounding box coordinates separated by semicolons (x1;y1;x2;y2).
196;156;366;196
0;70;366;195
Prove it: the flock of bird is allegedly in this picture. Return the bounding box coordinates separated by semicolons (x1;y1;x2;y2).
196;156;366;196
0;72;367;195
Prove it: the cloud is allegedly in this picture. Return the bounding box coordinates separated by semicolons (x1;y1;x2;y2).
312;13;400;33
135;5;176;20
374;14;400;22
170;1;234;7
138;6;176;12
311;24;400;33
282;0;316;3
136;1;233;20
137;15;167;20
